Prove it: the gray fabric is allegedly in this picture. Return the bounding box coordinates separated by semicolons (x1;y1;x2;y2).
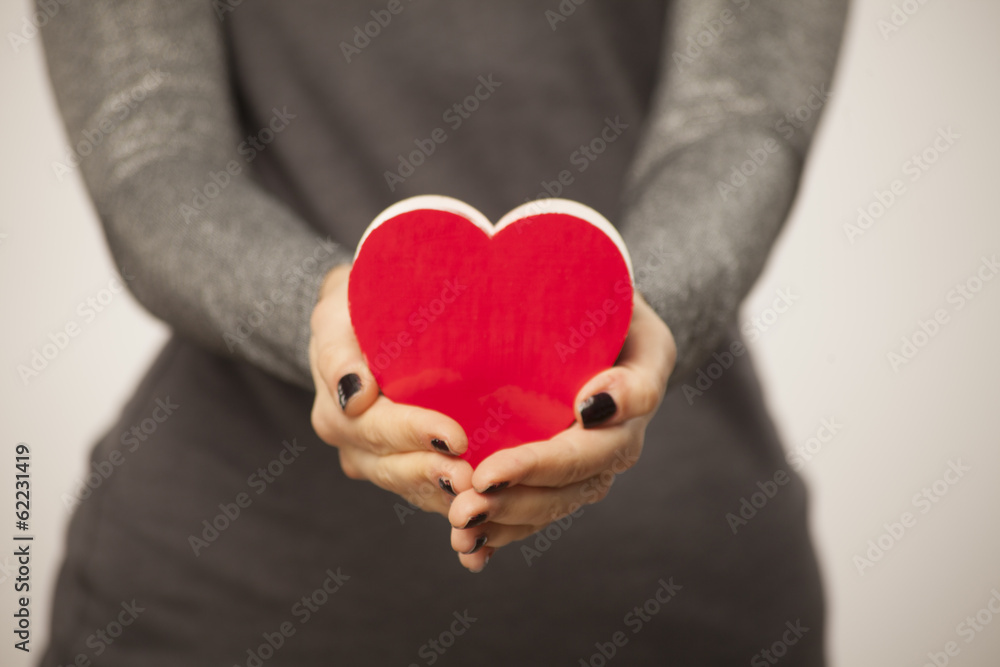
39;0;352;387
38;0;847;387
40;332;827;666
623;0;846;380
34;2;848;664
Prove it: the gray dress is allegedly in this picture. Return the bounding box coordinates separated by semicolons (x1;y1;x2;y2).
37;1;847;664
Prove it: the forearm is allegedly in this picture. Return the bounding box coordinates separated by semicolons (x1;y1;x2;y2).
620;0;849;382
623;127;800;382
38;0;350;388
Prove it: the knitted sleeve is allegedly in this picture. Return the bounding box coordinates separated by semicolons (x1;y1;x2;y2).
618;0;847;382
38;0;847;390
37;0;352;389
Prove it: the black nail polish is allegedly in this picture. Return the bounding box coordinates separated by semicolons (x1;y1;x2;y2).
337;373;362;410
463;512;488;529
463;535;488;555
483;482;509;493
580;392;617;428
438;478;456;497
431;438;451;454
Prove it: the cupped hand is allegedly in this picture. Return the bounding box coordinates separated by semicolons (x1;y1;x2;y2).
309;264;474;518
447;292;676;572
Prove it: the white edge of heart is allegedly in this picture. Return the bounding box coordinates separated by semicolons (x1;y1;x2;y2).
355;195;634;283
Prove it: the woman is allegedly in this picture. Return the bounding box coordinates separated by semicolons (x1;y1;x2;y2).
38;1;847;664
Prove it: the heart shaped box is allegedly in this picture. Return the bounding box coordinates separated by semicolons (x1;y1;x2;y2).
348;196;634;467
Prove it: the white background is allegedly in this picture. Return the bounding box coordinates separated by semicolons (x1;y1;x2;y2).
2;1;998;665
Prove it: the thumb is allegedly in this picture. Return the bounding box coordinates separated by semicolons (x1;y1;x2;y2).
310;264;379;418
572;293;674;428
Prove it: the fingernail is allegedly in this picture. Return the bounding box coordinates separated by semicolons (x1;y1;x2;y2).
431;438;451;455
579;392;617;428
483;482;509;493
337;373;362;410
438;478;456;497
472;549;494;573
463;535;488;555
470;549;493;573
463;512;488;529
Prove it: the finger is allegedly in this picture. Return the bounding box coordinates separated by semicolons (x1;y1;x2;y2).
449;474;613;530
309;268;470;457
309;350;380;448
451;522;540;554
312;369;469;456
472;420;642;491
457;546;496;574
310;296;380;419
341;448;473;517
573;294;675;428
345;395;469;456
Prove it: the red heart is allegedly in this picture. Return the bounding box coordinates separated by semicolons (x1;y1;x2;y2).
348;196;633;467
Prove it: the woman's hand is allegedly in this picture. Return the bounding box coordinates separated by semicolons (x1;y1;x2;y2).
309;264;474;518
447;292;676;572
